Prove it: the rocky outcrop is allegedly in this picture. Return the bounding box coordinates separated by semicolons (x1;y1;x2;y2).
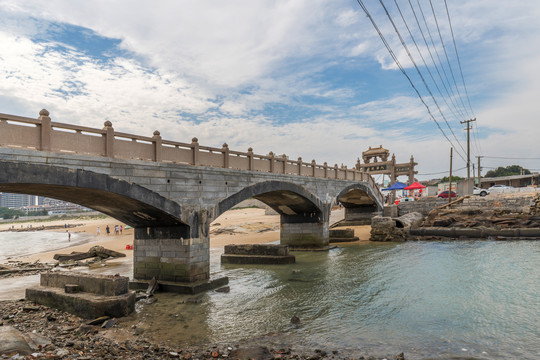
370;216;406;242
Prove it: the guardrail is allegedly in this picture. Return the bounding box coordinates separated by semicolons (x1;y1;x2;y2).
0;109;383;201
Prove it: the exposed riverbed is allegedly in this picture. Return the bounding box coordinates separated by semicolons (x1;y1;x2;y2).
1;231;539;359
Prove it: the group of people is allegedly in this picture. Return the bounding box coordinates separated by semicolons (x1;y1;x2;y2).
96;224;123;236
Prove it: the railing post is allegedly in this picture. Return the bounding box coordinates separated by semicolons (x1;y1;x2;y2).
282;154;287;174
334;164;339;179
247;147;254;171
311;160;316;177
268;151;275;173
38;109;51;151
324;162;328;178
103;121;114;157
343;165;348;180
152;130;162;162
221;143;229;168
297;157;302;175
191;137;199;165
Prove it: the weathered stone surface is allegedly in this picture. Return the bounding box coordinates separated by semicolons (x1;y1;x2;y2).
26;286;136;319
329;228;359;243
394;212;424;229
0;326;32;356
370;216;406;242
224;244;290;256
40;271;129;296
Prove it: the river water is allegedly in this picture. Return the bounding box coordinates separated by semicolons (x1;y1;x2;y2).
1;233;538;359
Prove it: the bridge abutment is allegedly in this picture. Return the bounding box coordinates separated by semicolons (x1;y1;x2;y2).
133;226;209;282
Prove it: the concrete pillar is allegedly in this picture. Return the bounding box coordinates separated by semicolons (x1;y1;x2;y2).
152;130;162;162
38;109;51;151
133;225;209;283
103;121;114;157
344;206;378;225
280;215;329;249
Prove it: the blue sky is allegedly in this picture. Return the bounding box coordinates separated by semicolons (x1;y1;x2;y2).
0;0;539;181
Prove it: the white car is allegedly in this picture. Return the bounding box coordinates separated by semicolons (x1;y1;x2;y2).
488;184;514;190
473;187;489;196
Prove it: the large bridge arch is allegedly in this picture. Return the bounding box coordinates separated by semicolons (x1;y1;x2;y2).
216;180;325;221
216;181;330;249
0;161;186;229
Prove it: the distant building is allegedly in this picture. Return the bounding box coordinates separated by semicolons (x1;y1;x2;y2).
0;192;37;208
479;173;540;188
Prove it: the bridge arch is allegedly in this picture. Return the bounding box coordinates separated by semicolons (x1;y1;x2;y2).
336;183;383;210
216;180;325;221
0;161;186;228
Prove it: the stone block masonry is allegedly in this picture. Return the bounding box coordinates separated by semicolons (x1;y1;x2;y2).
221;244;295;264
26;272;135;319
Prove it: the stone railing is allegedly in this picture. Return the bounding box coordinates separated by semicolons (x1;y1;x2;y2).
0;110;382;198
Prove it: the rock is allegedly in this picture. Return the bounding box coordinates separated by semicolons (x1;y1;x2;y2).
290;315;301;325
56;348;70;357
101;318;117;329
215;286;230;293
0;326;33;356
396;352;405;360
22;306;40;312
229;346;272;360
76;324;95;335
22;332;52;350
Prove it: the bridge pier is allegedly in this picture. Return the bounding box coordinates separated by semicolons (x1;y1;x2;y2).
133;225;209;283
280;214;330;249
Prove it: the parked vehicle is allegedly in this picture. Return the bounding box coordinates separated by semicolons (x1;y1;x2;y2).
488;184;514;190
473;187;489;196
437;190;457;198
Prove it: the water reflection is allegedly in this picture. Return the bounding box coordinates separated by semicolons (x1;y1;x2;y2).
2;240;539;359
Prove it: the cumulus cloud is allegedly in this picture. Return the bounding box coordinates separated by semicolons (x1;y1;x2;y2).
0;0;539;179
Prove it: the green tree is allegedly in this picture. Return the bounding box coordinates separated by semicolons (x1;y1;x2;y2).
0;207;25;220
485;165;531;178
439;175;464;184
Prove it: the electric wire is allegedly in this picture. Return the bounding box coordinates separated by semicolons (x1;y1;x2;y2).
408;0;467;121
429;0;471;118
443;0;482;156
415;0;466;119
378;0;467;157
393;0;465;126
355;0;466;163
417;166;466;176
444;0;475;118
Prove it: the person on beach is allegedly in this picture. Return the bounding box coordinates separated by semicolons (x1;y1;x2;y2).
114;225;119;235
67;230;71;242
106;225;110;236
120;225;123;235
97;226;100;235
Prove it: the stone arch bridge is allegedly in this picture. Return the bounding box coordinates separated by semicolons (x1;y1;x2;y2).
0;110;383;283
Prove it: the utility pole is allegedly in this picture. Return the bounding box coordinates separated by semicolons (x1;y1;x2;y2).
449;147;453;205
476;156;483;186
460;118;476;180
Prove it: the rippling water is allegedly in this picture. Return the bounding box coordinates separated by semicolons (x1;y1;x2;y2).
1;233;538;359
137;241;540;359
0;231;96;260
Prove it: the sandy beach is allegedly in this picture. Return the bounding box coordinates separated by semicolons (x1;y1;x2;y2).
0;208;371;264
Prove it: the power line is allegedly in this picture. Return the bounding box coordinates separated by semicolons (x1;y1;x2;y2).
378;0;467;157
355;0;467;163
418;166;466;176
408;0;467;121
444;0;475;118
414;0;466;119
393;0;466;127
429;0;471;119
483;156;540;160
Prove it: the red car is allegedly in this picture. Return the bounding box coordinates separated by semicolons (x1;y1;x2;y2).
437;190;457;198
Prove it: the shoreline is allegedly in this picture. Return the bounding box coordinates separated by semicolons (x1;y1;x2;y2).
0;208;372;265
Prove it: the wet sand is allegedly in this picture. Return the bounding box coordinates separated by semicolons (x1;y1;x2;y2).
0;208;372;264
